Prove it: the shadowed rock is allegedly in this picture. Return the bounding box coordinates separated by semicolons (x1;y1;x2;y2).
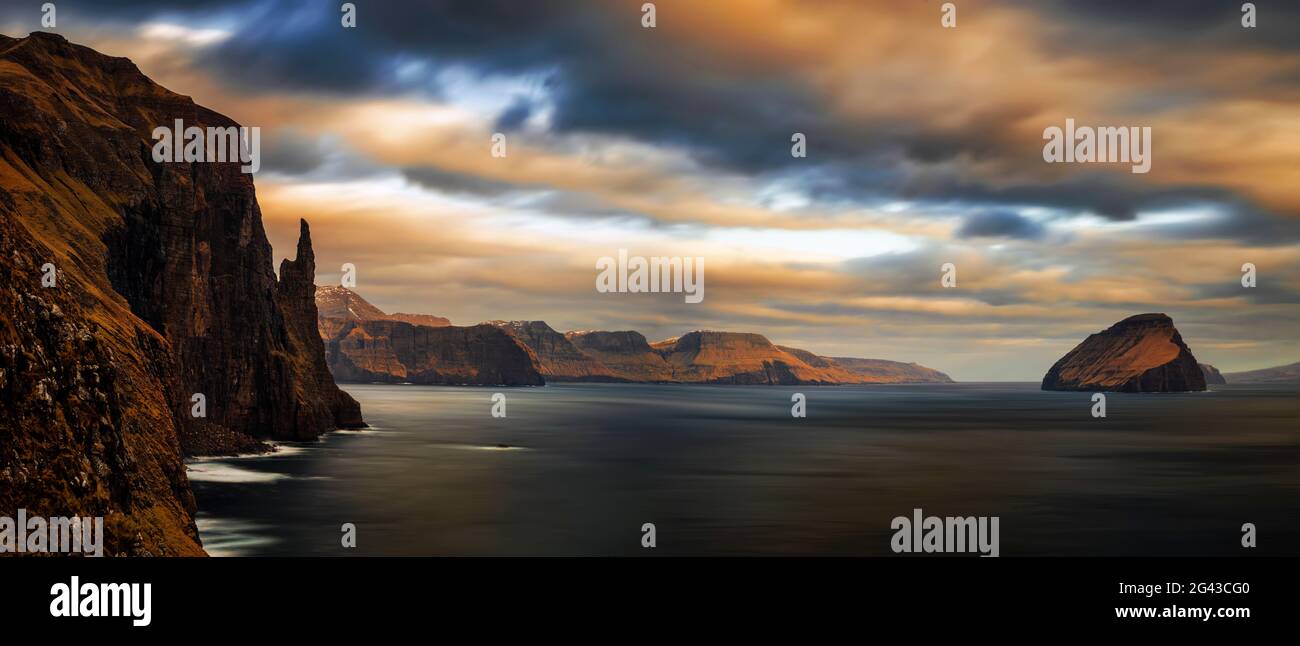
0;33;362;555
323;291;954;385
490;321;616;380
1042;314;1207;392
318;289;543;385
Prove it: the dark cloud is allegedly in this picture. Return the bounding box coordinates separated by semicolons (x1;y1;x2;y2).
1155;201;1300;245
494;96;533;132
1020;0;1300;52
398;167;656;222
1188;279;1300;306
9;0;252;19
840;250;1036;307
88;0;870;175
401;166;521;197
198;1;393;94
260;129;327;175
22;0;1299;245
255;129;383;180
809;164;1258;226
518;192;648;222
958;211;1045;240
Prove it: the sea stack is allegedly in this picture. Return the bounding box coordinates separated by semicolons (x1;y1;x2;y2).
1199;363;1227;385
1041;314;1207;392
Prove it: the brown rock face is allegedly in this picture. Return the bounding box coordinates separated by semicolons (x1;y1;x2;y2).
1041;314;1207;392
653;331;861;384
1199;363;1227;385
489;321;619;380
317;289;542;385
1;216;203;555
0;33;362;554
562;332;955;384
316;284;451;329
385;312;452;328
566;331;672;381
316;284;391;322
325;321;544;385
273;222;365;436
826;357;955;383
324;292;953;385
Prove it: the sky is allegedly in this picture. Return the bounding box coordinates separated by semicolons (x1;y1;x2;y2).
4;0;1299;380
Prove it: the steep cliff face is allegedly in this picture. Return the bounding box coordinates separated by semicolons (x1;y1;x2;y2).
325;321;544;385
1042;314;1207;392
317;288;541;385
566;330;672;381
0;214;203;555
489;320;618;380
559;332;954;384
321;291;954;386
1199;363;1227;385
0;33;362;554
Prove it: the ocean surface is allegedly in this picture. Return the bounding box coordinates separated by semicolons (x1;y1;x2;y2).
190;382;1300;556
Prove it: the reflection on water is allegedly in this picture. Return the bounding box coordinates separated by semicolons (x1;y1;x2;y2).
190;383;1300;556
194;515;280;557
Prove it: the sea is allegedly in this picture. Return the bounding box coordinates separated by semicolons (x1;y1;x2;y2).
189;382;1300;556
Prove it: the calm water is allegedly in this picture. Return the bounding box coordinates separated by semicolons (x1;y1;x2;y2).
190;383;1300;556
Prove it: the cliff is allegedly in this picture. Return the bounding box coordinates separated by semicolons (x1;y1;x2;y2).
489;320;619;380
0;33;361;555
386;312;452;328
566;330;672;381
1;212;203;555
1199;363;1227;385
317;284;391;323
827;357;955;383
653;331;864;384
526;327;895;384
1224;361;1300;383
316;284;450;330
321;291;953;385
317;288;542;385
1041;314;1207;392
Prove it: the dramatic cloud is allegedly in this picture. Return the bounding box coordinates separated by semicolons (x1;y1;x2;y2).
401;165;521;197
3;0;1299;379
493;96;534;132
958;211;1045;240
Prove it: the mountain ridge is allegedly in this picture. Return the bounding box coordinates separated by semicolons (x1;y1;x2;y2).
318;288;954;385
317;287;543;385
1224;360;1300;383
